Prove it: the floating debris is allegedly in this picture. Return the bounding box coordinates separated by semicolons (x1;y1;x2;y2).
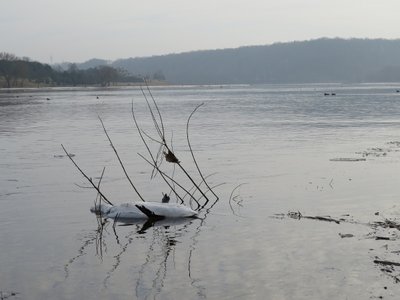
286;211;341;224
329;158;366;162
0;291;19;299
357;147;389;158
54;153;75;158
374;259;400;267
330;141;400;162
387;141;400;147
277;210;400;289
339;233;354;238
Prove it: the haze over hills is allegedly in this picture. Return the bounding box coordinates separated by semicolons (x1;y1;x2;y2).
66;38;400;85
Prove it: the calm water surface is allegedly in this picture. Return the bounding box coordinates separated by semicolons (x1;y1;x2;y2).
2;84;400;299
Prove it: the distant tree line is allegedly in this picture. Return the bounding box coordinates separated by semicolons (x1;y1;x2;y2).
0;52;144;88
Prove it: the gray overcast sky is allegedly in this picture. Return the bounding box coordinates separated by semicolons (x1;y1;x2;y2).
1;0;400;63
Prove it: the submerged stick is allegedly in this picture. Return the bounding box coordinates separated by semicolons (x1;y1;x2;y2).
98;116;145;202
61;144;113;206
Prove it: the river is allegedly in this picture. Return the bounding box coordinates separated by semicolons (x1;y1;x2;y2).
1;84;400;299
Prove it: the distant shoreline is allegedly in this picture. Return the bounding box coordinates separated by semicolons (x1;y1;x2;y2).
0;80;171;91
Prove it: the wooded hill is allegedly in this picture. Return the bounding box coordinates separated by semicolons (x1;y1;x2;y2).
111;38;400;85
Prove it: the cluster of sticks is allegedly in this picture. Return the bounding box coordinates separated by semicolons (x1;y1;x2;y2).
62;83;219;211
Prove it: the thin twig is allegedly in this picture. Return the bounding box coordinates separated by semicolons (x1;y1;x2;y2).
198;183;226;210
186;102;218;203
175;161;211;204
182;172;218;200
95;166;106;213
148;143;165;180
168;131;176;198
144;79;165;138
141;129;164;145
140;86;163;140
132;103;189;204
98;116;145;202
74;183;93;189
61;144;113;206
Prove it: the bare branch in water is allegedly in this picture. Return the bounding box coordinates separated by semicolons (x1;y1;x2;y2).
136;90;212;205
141;129;164;145
186;102;218;203
136;128;164;179
98;116;145;202
198;182;226;210
149;143;165;180
61;144;113;206
132;101;159;165
168;131;176;198
64;86;219;212
140;86;164;141
132;103;192;205
182;172;218;200
144;79;165;138
175;160;211;204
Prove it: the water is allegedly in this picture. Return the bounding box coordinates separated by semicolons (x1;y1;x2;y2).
1;84;400;299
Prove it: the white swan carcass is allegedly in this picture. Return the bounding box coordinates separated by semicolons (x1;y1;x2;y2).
90;202;197;219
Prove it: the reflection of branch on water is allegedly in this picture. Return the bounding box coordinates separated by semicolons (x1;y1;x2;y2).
97;212;215;299
135;227;158;299
186;197;224;299
87;215;198;298
64;217;108;279
188;217;207;299
103;229;137;288
133;222;192;300
66;201;223;299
